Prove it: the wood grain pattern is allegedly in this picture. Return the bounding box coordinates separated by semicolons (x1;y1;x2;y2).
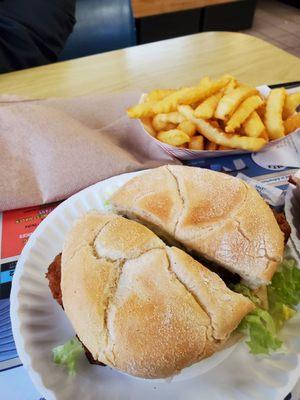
132;0;236;18
0;32;299;99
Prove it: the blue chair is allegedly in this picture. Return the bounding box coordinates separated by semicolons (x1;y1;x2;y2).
59;0;136;61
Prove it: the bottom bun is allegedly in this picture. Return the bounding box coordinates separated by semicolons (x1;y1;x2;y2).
129;333;243;382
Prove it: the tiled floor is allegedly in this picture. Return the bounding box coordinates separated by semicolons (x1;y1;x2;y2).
242;0;300;57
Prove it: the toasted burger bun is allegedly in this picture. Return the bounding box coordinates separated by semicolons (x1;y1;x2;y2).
61;212;254;379
110;166;284;288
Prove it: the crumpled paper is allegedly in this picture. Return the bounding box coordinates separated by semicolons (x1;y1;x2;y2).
0;92;180;211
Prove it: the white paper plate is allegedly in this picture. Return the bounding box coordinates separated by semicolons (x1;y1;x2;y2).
10;170;300;400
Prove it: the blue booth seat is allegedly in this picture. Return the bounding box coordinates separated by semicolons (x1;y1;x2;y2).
59;0;136;61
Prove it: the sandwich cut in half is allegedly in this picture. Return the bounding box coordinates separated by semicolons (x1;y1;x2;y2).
111;165;285;289
47;212;254;379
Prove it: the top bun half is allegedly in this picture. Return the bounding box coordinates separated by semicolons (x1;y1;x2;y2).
110;165;284;288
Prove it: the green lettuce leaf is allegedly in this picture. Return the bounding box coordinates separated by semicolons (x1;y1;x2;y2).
238;309;282;354
233;257;300;355
232;283;261;307
268;258;300;330
53;337;84;375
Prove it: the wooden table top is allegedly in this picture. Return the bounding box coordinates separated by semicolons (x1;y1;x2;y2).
131;0;236;18
0;32;299;99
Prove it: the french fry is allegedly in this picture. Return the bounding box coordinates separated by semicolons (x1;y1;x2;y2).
206;141;218;150
152;75;231;114
178;105;267;151
145;89;176;102
209;120;220;129
178;120;197;137
128;90;177;118
226;95;264;132
265;88;286;139
284;113;300;135
152;112;185;131
127;101;155;118
194;92;223;119
188;135;204;150
141;117;156;137
256;103;266;119
165;123;177;130
283;92;300;119
260;130;269;142
157;129;190;146
192;76;214;108
214;85;258;120
224;78;237;94
218;145;232;150
243;111;265;138
152;122;176;131
198;76;212;86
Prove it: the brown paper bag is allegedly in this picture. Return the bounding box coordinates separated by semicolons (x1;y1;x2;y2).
0;92;180;211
